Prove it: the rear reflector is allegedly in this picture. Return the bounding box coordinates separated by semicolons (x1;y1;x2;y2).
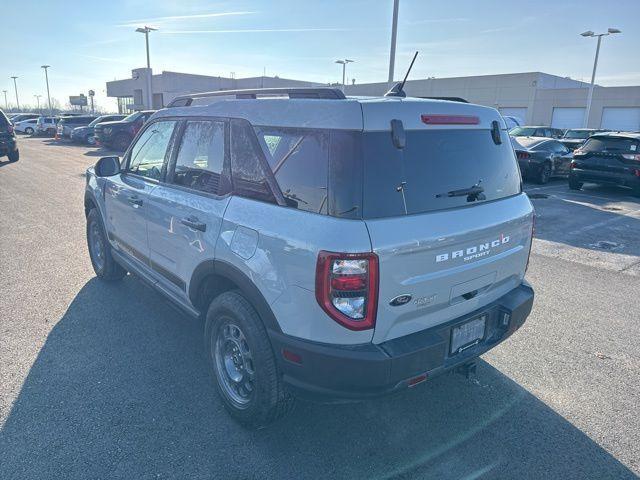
421;114;479;125
282;349;302;364
516;151;531;160
408;373;427;387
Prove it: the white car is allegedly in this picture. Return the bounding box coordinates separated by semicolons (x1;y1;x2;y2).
35;116;59;136
13;118;39;135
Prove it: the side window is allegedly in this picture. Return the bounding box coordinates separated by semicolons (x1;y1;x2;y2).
172;120;229;195
230;120;276;203
255;127;329;213
127;120;176;180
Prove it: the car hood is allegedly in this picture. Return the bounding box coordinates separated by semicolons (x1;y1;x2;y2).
96;120;130;128
73;126;91;133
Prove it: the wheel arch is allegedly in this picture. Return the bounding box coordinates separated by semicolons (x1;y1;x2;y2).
190;259;282;334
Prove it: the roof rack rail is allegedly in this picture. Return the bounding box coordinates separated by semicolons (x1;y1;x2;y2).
167;87;346;107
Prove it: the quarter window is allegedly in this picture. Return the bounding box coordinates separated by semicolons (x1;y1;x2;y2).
172;120;228;195
255;127;329;213
128;120;176;180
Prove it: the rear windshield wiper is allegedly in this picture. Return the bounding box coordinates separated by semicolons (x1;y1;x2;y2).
436;184;485;201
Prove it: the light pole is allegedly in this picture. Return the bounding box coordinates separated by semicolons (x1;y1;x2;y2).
10;76;19;110
41;65;53;116
34;95;42;112
580;28;621;128
388;0;400;83
335;59;354;91
136;26;157;109
2;90;7;110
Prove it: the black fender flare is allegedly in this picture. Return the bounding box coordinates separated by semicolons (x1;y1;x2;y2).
189;259;282;334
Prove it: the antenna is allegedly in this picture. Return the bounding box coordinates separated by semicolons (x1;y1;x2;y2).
385;51;419;98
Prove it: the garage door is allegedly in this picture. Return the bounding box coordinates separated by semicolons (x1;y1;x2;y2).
499;107;527;125
551;108;585;129
600;107;640;132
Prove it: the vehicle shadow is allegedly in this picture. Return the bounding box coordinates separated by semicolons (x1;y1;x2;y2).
0;159;16;168
83;147;122;157
0;278;636;480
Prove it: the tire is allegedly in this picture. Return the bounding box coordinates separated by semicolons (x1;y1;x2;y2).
536;162;551;184
113;133;131;152
204;291;294;429
86;135;96;146
568;176;583;191
46;128;55;136
25;127;34;135
86;208;127;281
7;149;19;162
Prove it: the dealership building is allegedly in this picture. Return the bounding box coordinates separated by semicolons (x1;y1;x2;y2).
106;69;640;131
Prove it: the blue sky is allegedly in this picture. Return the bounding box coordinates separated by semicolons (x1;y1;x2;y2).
1;0;639;111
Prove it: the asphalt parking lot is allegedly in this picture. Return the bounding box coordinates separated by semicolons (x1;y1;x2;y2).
1;137;639;479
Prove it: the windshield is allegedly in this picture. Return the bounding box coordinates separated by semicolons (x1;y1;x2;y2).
123;112;141;122
509;127;536;136
582;136;640;154
361;129;521;218
563;130;591;139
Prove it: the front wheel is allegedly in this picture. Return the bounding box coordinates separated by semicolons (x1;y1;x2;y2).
86;209;127;281
568;177;583;191
205;291;294;429
86;135;96;146
25;127;34;135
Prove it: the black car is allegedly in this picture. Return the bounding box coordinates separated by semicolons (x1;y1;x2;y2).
0;109;19;162
509;126;565;139
569;132;640;195
70;114;127;145
511;136;573;184
560;128;607;151
94;110;155;151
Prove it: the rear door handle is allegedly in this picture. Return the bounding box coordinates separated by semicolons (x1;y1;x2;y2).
127;195;143;207
181;216;206;232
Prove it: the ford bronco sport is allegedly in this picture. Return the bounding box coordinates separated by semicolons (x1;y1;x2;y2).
84;87;535;428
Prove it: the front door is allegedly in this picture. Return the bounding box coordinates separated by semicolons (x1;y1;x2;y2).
104;119;177;266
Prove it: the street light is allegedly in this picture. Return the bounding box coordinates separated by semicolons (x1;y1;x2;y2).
335;59;354;91
388;0;400;83
41;65;53;117
10;76;19;111
580;28;621;127
136;26;157;109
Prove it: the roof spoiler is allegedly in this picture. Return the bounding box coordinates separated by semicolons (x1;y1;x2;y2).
167;87;346;107
419;96;469;103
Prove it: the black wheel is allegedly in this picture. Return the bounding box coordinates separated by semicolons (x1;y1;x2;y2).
86;209;127;281
568;176;583;191
25;127;34;135
86;135;96;146
7;149;19;162
113;133;131;152
205;291;294;429
536;162;551;184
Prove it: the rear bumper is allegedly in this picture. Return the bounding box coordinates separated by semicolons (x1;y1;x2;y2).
270;282;534;401
570;168;640;189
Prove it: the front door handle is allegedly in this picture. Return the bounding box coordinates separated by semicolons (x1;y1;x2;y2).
127;195;143;207
181;216;206;232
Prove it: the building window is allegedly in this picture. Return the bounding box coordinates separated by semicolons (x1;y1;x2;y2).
117;96;134;114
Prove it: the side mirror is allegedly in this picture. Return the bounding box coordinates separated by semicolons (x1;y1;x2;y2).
95;156;121;177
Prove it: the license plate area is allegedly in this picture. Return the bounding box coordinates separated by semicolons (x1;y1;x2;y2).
450;315;487;355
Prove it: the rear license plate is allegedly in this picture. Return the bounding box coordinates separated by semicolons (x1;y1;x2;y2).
450;315;486;354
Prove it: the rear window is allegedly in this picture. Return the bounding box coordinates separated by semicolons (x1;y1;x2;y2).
563;130;592;139
509;127;536;136
361;129;521;219
582;136;639;154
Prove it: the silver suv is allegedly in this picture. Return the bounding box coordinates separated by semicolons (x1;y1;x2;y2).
84;87;535;428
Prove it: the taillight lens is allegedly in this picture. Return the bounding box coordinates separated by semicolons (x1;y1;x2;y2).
622;153;640;161
570;160;577;169
315;251;379;331
516;151;530;160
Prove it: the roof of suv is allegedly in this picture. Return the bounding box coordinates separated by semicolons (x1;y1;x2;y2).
590;132;640;140
154;95;505;131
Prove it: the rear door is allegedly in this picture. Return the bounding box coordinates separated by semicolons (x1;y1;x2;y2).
146;119;231;299
359;108;533;343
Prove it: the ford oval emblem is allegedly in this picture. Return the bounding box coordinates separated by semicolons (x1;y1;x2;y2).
390;294;412;307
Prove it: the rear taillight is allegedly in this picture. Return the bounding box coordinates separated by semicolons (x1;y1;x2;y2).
570;160;577;169
315;251;378;331
516;151;530;160
622;153;640;161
